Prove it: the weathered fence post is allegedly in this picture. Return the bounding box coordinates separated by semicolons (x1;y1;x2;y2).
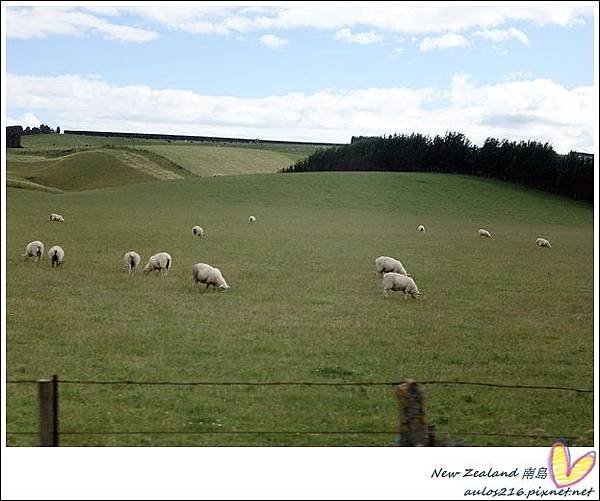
396;379;428;446
428;423;437;447
38;375;59;446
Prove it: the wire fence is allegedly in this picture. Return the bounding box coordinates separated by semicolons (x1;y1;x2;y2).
6;379;593;392
5;377;594;446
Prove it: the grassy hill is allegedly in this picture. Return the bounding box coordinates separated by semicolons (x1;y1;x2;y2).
135;143;318;176
10;134;321;182
6;171;593;446
7;151;157;191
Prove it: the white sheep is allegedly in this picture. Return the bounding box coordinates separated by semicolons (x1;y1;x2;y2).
192;226;204;238
248;216;256;223
48;245;65;267
192;263;230;291
536;238;552;248
382;272;422;299
375;256;409;278
49;213;64;222
417;225;425;233
22;240;45;263
479;228;492;238
124;251;141;273
143;252;172;277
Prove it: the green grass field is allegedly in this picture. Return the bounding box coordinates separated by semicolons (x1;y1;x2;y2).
6;164;593;446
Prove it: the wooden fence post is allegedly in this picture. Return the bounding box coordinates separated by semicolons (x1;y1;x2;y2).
396;379;428;446
38;375;59;446
428;424;437;447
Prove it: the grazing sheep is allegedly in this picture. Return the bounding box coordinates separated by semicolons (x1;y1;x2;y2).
124;251;141;273
192;263;230;291
143;252;172;277
382;272;421;299
48;245;65;267
536;238;552;248
22;240;45;263
192;226;204;238
417;225;425;233
49;213;64;222
479;228;492;238
375;256;409;278
248;216;256;223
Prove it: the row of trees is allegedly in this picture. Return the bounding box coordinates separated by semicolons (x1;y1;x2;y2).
22;124;60;135
282;132;593;203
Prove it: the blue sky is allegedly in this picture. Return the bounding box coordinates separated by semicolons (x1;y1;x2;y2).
4;3;597;152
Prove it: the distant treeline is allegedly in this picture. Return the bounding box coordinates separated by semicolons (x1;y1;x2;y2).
64;130;341;147
23;124;60;135
282;132;594;203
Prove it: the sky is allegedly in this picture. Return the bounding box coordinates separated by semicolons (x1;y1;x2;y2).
3;2;597;152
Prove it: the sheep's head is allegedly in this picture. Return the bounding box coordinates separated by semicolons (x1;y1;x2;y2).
409;280;421;299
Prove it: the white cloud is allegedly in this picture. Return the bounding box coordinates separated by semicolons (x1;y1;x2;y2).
7;112;43;128
474;27;529;45
259;34;289;50
80;6;126;17
334;28;383;45
6;73;593;153
6;6;592;41
419;33;470;52
502;71;534;81
127;5;592;36
389;47;404;58
6;7;159;42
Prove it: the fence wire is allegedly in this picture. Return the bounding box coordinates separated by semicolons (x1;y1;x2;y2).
6;379;594;393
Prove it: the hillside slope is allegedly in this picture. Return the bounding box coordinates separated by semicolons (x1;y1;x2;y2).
12;134;320;180
7;150;157;191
